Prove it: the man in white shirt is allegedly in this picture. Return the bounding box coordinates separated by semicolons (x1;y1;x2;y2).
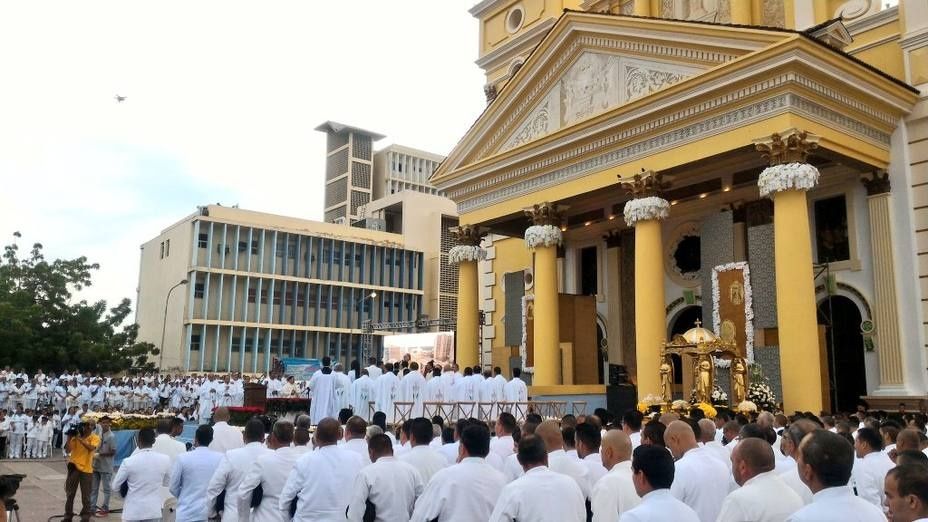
779;419;818;504
697;418;729;467
622;410;644;449
397;362;426;419
576;422;608;486
490;413;517;460
717;437;804;522
398;418;448;485
503;368;528;403
788;430;885;521
170;425;225;522
374;365;400;424
619;445;699;522
347;433;424;522
411;423;507;522
341;416;372;465
207;419;271;521
884;464;928;522
852;426;895;509
591;430;640;522
536;420;591;499
238;420;309;522
664;420;729;522
147;418;187;467
112;428;171;522
280;418;365;521
209;408;245;453
489;435;586;522
365;357;383;380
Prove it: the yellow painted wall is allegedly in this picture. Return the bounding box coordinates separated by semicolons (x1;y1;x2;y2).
845;19;905;82
479;0;582;57
489;236;533;376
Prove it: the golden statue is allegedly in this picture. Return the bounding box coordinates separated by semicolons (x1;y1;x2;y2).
659;358;673;402
696;357;713;403
732;358;747;404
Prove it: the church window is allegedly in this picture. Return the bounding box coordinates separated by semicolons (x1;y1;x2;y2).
814;196;850;263
506;5;524;34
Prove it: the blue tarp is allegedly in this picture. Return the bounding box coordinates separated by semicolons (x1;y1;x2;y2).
113;430;137;467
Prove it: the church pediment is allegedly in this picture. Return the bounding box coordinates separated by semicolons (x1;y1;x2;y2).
501;52;703;152
437;12;793;175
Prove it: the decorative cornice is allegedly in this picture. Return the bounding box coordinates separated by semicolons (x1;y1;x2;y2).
754;129;820;166
449;225;487;247
619;169;670;198
524;202;568;227
861;169;891;195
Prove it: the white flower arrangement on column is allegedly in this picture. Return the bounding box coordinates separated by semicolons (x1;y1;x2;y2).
623;196;670;227
711;261;755;368
520;295;534;373
757;162;820;197
447;245;485;265
524;224;562;249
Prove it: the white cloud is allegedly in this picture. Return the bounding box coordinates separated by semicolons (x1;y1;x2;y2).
0;0;486;312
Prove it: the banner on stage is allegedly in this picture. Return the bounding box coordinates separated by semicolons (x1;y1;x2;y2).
383;332;455;367
281;358;322;380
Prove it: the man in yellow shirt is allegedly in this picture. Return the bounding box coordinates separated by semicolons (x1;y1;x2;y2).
63;420;100;522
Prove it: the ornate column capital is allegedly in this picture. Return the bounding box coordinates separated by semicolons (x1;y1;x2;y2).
524;202;567;249
483;83;498;104
448;225;487;265
753;129;820;166
861;170;891;196
619;170;671;227
754;130;821;197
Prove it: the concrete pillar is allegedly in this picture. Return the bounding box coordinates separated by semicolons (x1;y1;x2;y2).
755;130;824;413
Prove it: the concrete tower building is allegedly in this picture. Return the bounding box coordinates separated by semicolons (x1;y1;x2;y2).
316;121;385;224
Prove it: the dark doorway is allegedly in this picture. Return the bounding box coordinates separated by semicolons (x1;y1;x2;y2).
668;306;703;392
580;246;598;296
818;296;866;413
596;322;606;384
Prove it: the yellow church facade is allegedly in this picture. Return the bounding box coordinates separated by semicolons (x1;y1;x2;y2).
434;0;928;414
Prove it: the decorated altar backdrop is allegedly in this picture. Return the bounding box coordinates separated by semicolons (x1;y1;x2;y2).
712;262;755;366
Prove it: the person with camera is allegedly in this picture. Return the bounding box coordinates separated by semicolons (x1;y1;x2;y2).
64;420;100;522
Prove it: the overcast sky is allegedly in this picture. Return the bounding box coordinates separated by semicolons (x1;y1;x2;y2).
0;1;486;313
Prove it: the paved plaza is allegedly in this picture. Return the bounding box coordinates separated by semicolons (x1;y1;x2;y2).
1;455;124;522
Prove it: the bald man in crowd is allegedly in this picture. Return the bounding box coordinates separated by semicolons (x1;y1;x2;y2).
591;430;640;522
280;418;364;521
347;433;423;522
209;407;245;453
664;420;728;522
717;438;803;522
534;420;591;500
697;418;728;467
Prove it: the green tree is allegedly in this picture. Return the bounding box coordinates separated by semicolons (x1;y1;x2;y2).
0;233;158;373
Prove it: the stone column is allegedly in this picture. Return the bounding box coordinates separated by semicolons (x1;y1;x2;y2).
524;202;567;386
620;171;671;399
862;171;906;390
633;0;650;17
754;130;824;413
604;230;623;365
449;225;486;370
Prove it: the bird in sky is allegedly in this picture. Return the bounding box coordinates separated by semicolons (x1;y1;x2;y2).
114;94;127;103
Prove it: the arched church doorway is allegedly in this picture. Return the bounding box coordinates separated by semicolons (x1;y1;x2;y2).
818;296;866;413
668;305;703;395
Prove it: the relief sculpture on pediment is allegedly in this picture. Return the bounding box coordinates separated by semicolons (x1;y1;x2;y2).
659;0;730;22
507;102;552;149
560;52;619;127
625;65;687;100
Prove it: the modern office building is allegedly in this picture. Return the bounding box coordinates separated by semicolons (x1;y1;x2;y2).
316;122;446;224
372;144;444;200
136;204;426;373
316;121;385;225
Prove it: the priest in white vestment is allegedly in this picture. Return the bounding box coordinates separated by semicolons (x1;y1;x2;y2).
717;438;804;522
503;369;528;421
333;364;352;413
618;445;699;522
422;367;447;404
397;362;426;418
374;367;400;423
489;435;586;522
308;357;344;425
350;371;375;420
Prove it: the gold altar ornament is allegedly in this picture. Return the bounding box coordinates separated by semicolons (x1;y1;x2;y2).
660;321;747;405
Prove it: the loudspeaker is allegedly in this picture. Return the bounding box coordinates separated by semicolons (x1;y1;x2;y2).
606;384;637;418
